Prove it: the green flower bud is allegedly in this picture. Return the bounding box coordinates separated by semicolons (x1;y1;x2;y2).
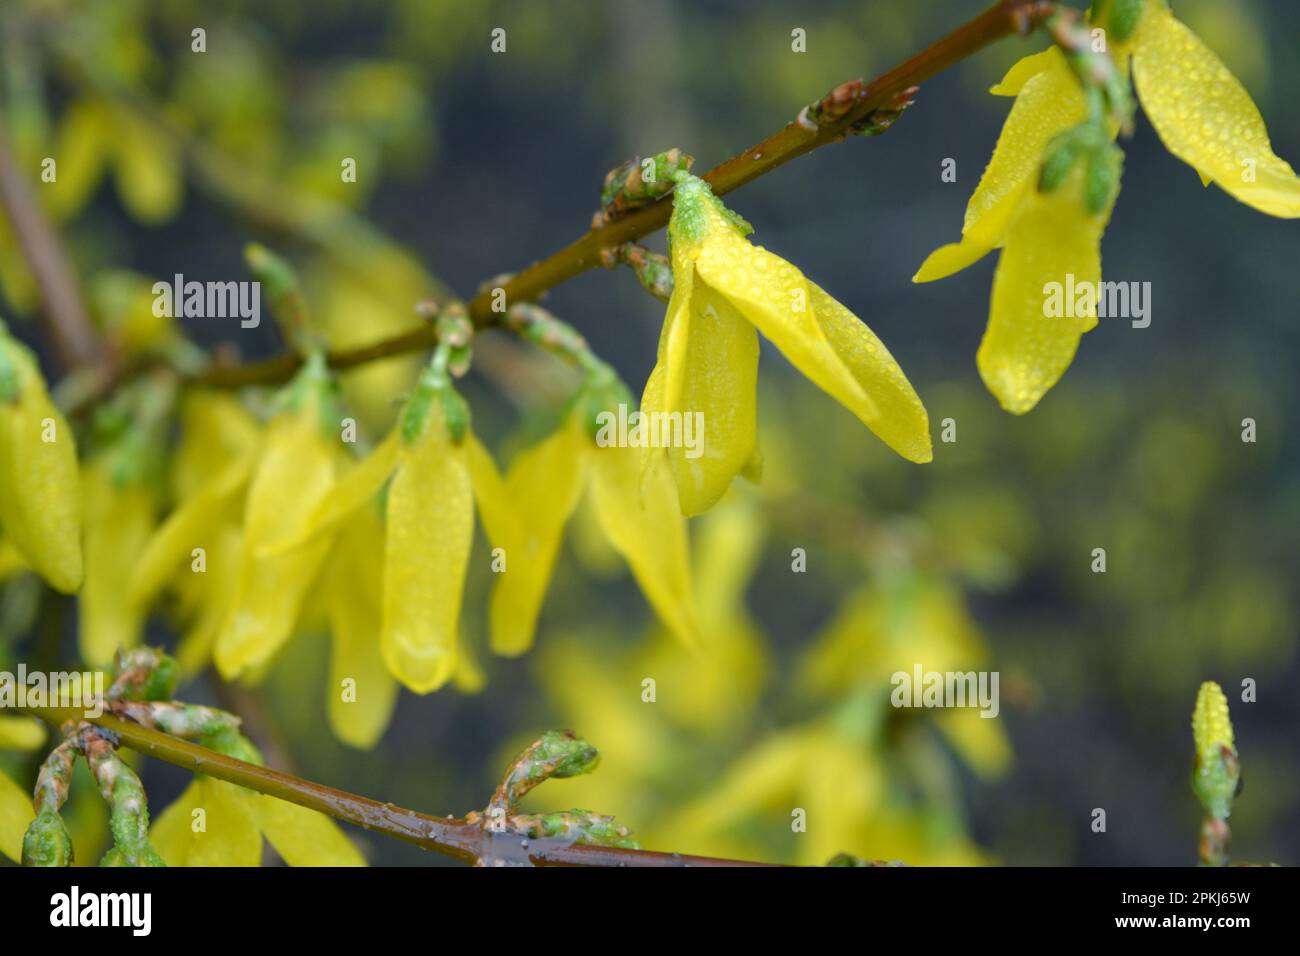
1191;681;1239;821
22;810;74;867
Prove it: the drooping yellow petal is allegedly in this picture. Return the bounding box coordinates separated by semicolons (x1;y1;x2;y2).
0;344;83;593
173;523;242;678
326;507;397;748
1132;1;1300;218
151;778;262;867
129;452;253;607
81;464;156;666
171;392;261;498
977;171;1111;414
260;430;400;557
380;412;472;693
254;795;365;867
649;277;760;516
214;410;336;679
693;233;931;463
0;768;34;863
464;432;518;545
111;108;183;224
914;48;1086;283
481;418;589;656
589;442;697;647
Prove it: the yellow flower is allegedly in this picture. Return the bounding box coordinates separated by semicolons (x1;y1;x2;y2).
81;459;158;667
645;173;930;516
151;777;364;867
0;716;45;863
319;505;398;749
213;366;340;680
914;48;1108;414
1125;0;1300;218
0;327;83;593
468;405;698;656
0;768;35;864
262;369;479;694
129;391;260;676
916;0;1299;413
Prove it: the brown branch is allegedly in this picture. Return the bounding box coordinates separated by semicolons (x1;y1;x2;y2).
19;705;776;867
189;0;1051;390
0;129;100;369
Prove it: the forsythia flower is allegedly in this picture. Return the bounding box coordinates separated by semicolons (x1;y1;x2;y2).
81;458;158;666
150;734;363;867
916;0;1300;413
0;324;83;593
212;358;341;680
913;47;1105;414
469;403;698;655
0;717;45;863
644;173;930;516
267;364;479;693
129;391;261;675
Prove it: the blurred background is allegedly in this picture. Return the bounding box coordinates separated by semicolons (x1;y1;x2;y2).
0;0;1296;866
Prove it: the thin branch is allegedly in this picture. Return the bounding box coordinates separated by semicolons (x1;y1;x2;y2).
18;705;776;867
188;0;1051;390
0;130;100;368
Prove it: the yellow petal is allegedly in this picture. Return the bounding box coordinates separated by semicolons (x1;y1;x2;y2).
914;49;1086;283
171;392;261;498
81;464;155;666
381;414;472;693
977;172;1110;414
483;419;588;655
112;108;183;224
214;411;336;679
0;768;34;864
152;778;262;867
1132;2;1300;217
326;507;398;748
589;442;697;647
988;48;1057;96
261;430;400;557
173;523;242;678
0;346;83;593
650;278;760;516
48;98;111;221
254;795;365;867
129;452;252;607
693;234;931;463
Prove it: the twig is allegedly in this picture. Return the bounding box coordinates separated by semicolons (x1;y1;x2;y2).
0;129;100;368
18;705;776;867
180;0;1051;390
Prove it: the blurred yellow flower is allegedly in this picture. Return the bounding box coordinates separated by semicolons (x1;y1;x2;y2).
0;326;83;593
469;406;698;656
151;777;363;867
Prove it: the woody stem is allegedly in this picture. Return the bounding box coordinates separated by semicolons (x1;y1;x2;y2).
17;705;775;867
190;0;1053;390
